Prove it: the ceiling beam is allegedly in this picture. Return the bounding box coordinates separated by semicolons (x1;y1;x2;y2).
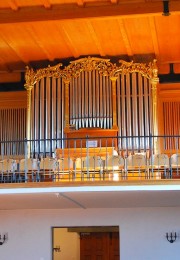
118;19;133;57
0;33;29;64
0;1;180;24
86;21;105;57
26;26;54;61
56;24;80;58
148;17;160;61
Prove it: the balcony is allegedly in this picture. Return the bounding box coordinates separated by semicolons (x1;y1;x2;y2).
0;134;180;185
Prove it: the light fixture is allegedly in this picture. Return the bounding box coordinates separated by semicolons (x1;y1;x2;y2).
166;232;177;243
0;233;8;245
162;1;170;16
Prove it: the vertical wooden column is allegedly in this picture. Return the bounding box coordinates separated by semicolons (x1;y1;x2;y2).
151;60;159;154
64;79;70;133
110;77;118;130
24;85;33;158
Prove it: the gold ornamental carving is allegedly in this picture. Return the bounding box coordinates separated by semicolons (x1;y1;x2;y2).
24;63;63;88
64;56;116;78
110;76;118;129
24;57;158;87
151;61;159;154
63;79;70;132
117;59;158;79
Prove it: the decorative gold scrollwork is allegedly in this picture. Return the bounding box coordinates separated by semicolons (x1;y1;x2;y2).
24;63;63;88
24;56;158;88
117;59;157;79
64;56;115;78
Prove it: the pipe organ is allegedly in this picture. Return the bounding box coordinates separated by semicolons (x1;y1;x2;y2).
0;108;26;156
31;77;65;154
162;101;180;151
24;57;159;156
117;73;152;150
70;70;113;130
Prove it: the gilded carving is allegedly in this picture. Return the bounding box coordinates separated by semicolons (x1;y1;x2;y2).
64;56;116;78
110;77;118;129
117;59;158;79
24;63;63;88
24;56;158;88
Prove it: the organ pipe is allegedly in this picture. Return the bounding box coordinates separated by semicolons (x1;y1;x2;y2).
0;108;26;156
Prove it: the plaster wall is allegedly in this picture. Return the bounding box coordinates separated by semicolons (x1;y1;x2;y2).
0;207;179;260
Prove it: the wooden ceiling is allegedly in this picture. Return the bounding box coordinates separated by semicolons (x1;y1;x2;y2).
0;0;180;84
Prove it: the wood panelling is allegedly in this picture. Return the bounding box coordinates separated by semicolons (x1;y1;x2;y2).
65;127;118;148
56;147;117;159
0;72;21;83
0;91;27;108
158;83;180;97
154;15;180;64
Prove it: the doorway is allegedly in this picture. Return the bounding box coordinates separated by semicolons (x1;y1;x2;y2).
52;226;119;260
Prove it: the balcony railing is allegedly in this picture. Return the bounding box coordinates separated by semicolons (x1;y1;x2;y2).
0;135;180;183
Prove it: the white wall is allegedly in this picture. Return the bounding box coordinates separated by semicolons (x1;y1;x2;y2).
0;207;180;260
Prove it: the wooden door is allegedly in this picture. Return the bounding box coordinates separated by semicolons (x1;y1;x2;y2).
80;232;119;260
109;232;120;260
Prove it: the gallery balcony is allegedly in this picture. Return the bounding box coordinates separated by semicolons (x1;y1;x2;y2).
0;134;180;186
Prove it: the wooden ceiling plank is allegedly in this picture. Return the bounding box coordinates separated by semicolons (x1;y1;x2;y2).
148;16;160;61
118;19;133;57
5;43;29;64
56;24;80;58
0;29;28;66
8;0;18;11
0;32;29;64
0;1;180;24
86;20;105;56
26;25;54;61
